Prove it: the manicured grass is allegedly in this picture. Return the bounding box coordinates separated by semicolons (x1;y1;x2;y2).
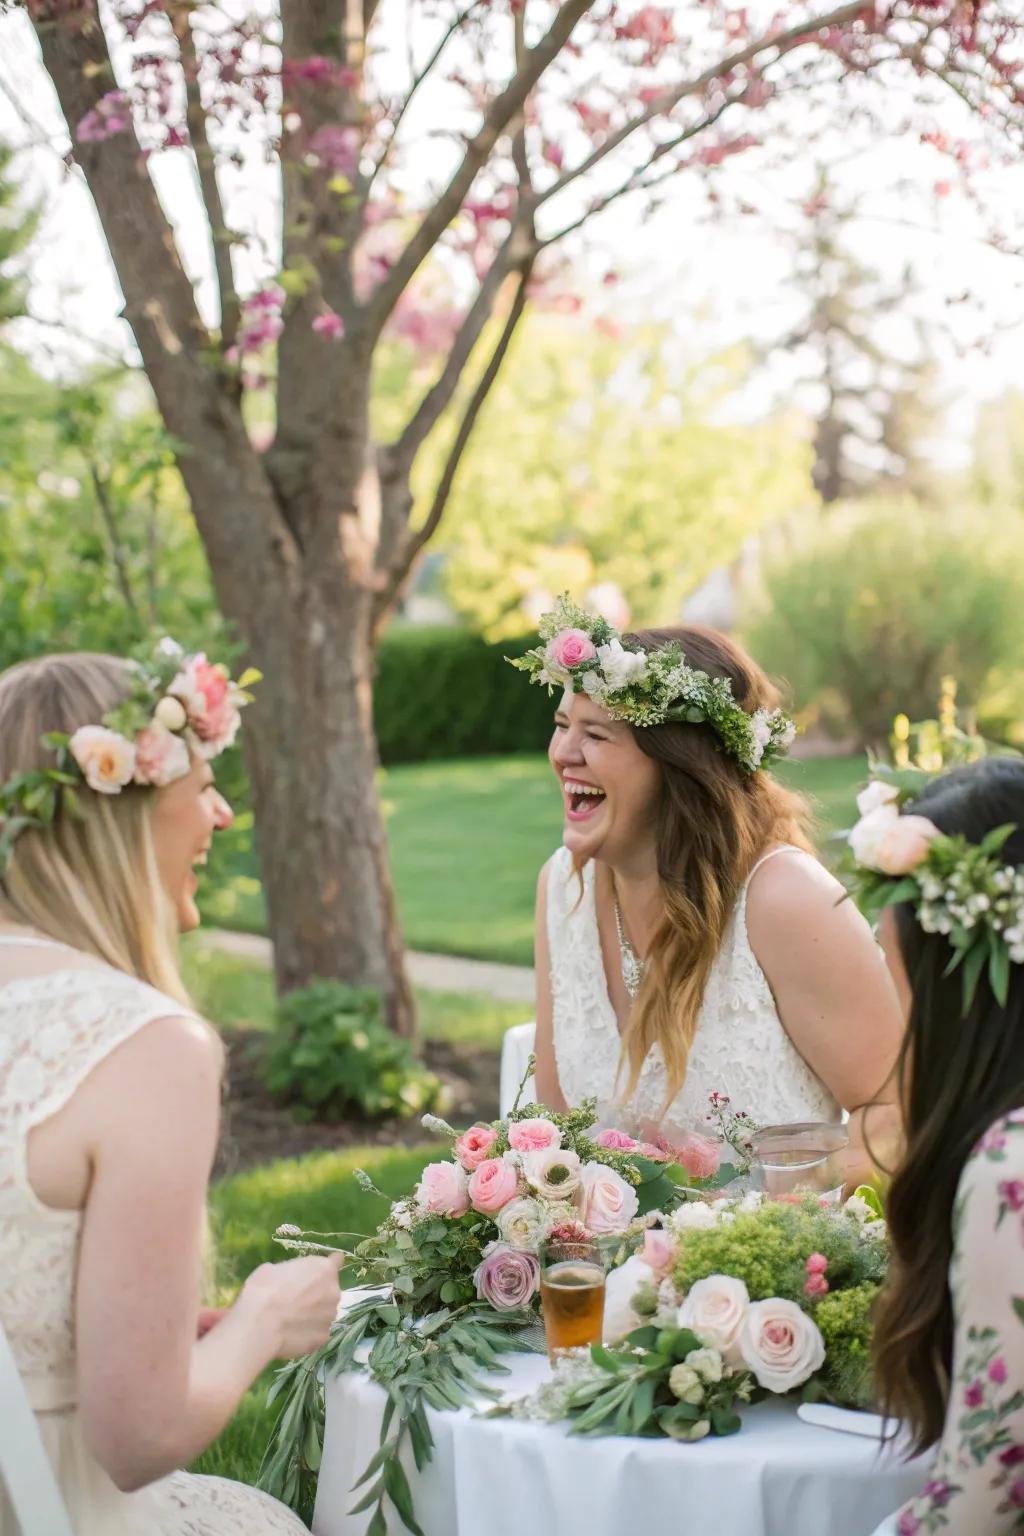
202;752;866;968
192;1143;439;1486
181;944;532;1050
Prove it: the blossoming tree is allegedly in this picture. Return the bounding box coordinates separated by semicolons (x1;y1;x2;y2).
18;0;1024;1028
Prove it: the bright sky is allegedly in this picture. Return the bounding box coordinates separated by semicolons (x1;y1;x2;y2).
2;2;1024;462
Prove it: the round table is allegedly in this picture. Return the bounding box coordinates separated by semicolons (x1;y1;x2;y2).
313;1346;930;1536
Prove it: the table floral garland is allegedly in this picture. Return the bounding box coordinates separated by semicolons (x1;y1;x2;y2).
257;1074;884;1533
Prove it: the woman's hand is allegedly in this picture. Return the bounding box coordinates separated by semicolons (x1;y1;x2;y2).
233;1254;346;1359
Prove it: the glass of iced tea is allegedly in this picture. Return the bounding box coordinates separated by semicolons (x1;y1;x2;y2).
538;1239;607;1360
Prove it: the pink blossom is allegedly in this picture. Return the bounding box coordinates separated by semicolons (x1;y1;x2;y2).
468;1157;519;1214
1000;1445;1024;1467
76;90;131;144
454;1125;499;1172
508;1117;562;1154
1011;1479;1024;1510
170;655;240;757
666;1131;721;1182
545;629;597;672
642;1227;676;1275
964;1380;984;1408
474;1245;539;1310
989;1356;1008;1384
1000;1180;1024;1212
896;1512;921;1536
805;1253;829;1276
922;1481;952;1509
804;1274;829;1299
547;1219;590;1245
415;1160;470;1217
312;309;345;340
309;124;360;175
594;1129;639;1151
133;723;191;788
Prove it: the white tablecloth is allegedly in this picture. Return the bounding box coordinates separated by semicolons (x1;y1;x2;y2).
313;1346;929;1536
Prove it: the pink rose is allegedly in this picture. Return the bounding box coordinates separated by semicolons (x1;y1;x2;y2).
642;1227;677;1276
546;628;596;672
474;1245;540;1310
468;1157;520;1213
677;1275;750;1365
873;815;941;876
415;1160;470;1217
595;1129;639;1151
133;724;191;788
454;1125;499;1172
804;1274;829;1299
805;1253;829;1276
171;655;241;757
667;1131;720;1182
738;1298;825;1393
578;1163;639;1234
508;1117;562;1154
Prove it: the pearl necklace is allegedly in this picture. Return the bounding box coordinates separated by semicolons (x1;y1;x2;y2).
612;886;649;1000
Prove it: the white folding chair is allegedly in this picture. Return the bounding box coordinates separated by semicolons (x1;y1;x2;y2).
0;1319;75;1536
499;1020;537;1116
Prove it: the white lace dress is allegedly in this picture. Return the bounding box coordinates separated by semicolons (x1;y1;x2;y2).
0;935;306;1536
547;844;840;1139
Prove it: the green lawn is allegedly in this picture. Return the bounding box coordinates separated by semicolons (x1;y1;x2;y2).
202;752;865;968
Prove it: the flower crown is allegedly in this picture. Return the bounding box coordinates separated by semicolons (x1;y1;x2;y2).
845;768;1024;1008
509;595;796;774
0;639;259;872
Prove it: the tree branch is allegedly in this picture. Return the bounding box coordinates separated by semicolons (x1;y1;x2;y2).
374;259;533;628
89;463;139;619
173;8;239;349
366;0;592;338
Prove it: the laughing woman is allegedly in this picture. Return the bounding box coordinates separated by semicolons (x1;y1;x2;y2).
514;598;903;1186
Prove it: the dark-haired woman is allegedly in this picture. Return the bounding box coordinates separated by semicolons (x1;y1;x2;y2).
867;757;1024;1535
512;600;903;1184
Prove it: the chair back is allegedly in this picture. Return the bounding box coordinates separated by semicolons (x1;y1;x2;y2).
0;1319;75;1536
499;1020;537;1117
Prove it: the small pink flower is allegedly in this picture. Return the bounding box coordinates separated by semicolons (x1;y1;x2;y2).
508;1117;562;1154
545;628;596;672
313;309;345;340
989;1356;1008;1384
171;655;240;758
133;723;191;787
454;1125;498;1172
1000;1445;1024;1467
665;1131;720;1182
803;1274;829;1299
468;1157;519;1214
474;1245;539;1310
547;1218;590;1244
415;1160;469;1218
805;1253;829;1276
642;1227;677;1276
896;1512;921;1536
873;815;941;876
964;1380;984;1408
595;1128;639;1151
1011;1479;1024;1510
1000;1180;1024;1212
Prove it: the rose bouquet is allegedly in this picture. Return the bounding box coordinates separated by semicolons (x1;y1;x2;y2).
507;1188;888;1443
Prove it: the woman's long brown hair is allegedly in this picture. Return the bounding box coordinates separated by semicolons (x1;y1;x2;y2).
618;626;814;1109
873;758;1024;1452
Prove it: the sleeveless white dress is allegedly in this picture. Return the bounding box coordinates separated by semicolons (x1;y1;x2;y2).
546;844;840;1139
0;935;305;1536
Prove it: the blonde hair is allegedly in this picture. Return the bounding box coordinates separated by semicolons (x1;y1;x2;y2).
0;652;190;1006
617;626;814;1113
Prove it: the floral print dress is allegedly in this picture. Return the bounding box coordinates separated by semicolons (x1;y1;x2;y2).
890;1108;1024;1535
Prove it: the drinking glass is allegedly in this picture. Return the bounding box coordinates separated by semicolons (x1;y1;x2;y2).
538;1239;607;1360
751;1121;849;1204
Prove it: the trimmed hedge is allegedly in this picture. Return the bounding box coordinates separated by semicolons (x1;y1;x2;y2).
374;625;555;764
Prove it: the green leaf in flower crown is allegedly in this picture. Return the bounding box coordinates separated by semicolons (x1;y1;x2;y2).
878;877;923;910
959;941;989;1009
988;941;1011;1008
979;823;1017;858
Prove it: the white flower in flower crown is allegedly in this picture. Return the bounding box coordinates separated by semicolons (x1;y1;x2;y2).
848;803;900;869
778;719;797;748
596;639;648;691
581;671;606;700
856;780;900;818
750;709;775;752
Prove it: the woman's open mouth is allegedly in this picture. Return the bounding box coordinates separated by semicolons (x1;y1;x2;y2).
563;777;607;822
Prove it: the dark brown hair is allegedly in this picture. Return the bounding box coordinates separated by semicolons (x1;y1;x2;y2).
873;757;1024;1451
619;626;814;1106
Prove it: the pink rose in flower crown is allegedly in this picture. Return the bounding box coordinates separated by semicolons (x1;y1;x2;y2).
415;1160;470;1218
545;628;596;673
873;814;941;877
594;1128;639;1151
664;1130;720;1182
642;1226;677;1276
133;724;191;788
171;655;241;758
454;1124;499;1172
578;1163;639;1234
474;1244;540;1310
508;1117;562;1154
468;1157;520;1213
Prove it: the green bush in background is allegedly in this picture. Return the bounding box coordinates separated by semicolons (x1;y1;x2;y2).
374;625;554;763
263;981;443;1121
745;499;1024;748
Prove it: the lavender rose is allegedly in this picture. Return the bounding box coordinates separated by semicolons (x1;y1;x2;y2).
474;1244;540;1310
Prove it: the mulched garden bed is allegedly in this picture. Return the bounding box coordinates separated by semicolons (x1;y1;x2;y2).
214;1032;500;1179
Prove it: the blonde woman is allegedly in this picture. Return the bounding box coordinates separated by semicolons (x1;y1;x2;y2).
514;600;903;1185
0;647;341;1536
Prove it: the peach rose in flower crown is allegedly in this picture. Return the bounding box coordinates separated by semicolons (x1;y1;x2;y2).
545;628;596;673
873;815;940;876
578;1163;639;1234
415;1160;470;1218
133;723;191;787
454;1125;499;1171
69;726;136;794
508;1117;562;1154
468;1157;520;1213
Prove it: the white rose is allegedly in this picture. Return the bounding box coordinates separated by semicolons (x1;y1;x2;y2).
596;639;648;691
524;1147;581;1200
496;1197;549;1253
69;726;136;795
848;803;900;869
578;1162;639;1235
686;1347;724;1384
856;780;900;818
738;1298;826;1394
668;1200;720;1234
603;1255;656;1342
677;1275;750;1366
